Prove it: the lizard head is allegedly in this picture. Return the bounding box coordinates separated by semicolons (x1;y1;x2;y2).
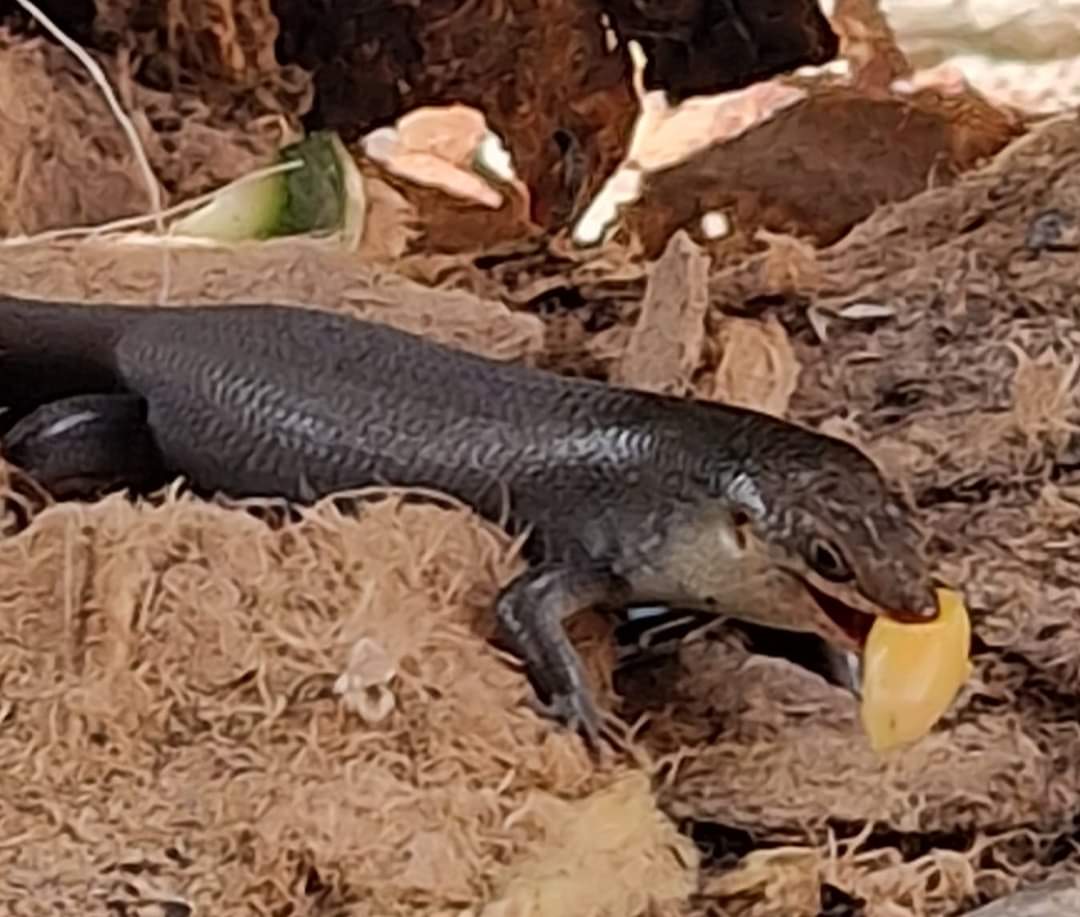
725;425;938;653
655;416;938;657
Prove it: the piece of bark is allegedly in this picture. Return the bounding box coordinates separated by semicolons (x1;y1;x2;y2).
626;82;1023;257
963;879;1080;916
612;230;709;395
358;158;539;258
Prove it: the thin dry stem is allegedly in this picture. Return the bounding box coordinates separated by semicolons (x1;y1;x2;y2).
13;0;169;300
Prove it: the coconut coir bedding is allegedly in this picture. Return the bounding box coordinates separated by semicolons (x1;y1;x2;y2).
0;485;698;916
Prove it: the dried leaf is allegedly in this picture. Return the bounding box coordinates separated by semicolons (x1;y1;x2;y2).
613;230;709;395
709;315;801;417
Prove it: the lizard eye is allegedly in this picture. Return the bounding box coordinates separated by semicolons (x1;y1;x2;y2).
808;537;853;583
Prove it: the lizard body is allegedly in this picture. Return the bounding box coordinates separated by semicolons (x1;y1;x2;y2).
0;296;936;741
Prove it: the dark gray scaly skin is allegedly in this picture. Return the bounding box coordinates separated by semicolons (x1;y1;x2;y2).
0;296;938;744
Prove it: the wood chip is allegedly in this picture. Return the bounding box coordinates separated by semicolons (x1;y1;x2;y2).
612;230;709;395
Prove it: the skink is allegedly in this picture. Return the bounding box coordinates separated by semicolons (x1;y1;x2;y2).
0;295;937;741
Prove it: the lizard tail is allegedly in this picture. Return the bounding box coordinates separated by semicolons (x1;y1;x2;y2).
0;295;148;418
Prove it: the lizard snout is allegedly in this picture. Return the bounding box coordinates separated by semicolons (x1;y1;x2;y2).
885;579;944;624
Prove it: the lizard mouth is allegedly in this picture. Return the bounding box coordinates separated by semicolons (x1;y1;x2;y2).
804;578;876;648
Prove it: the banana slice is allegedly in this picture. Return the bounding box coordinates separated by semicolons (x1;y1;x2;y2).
860;588;973;752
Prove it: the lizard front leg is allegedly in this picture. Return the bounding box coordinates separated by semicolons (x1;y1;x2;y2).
494;564;629;746
1;393;164;499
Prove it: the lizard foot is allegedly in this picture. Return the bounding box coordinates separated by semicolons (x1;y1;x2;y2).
526;680;604;748
494;563;627;750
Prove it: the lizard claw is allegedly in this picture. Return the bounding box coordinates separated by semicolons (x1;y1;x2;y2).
527;685;604;749
493;564;629;752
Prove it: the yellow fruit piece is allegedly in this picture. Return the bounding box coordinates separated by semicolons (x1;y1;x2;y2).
859;588;973;752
